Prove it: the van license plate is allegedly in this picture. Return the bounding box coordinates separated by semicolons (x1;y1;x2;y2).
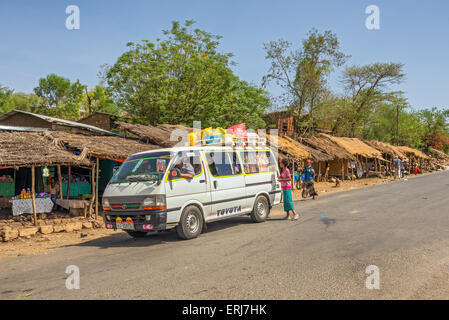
116;222;135;230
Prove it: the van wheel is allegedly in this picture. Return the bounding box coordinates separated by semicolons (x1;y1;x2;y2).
176;205;203;240
251;196;269;223
126;231;147;238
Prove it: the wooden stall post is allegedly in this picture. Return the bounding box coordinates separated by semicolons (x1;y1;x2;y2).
318;162;321;182
95;157;99;219
31;165;37;226
57;165;63;200
67;165;71;200
88;163;96;217
341;159;345;180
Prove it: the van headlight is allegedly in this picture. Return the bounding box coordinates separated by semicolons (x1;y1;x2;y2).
143;195;166;210
102;198;111;211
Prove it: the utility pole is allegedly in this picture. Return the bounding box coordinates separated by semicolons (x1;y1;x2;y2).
396;104;399;145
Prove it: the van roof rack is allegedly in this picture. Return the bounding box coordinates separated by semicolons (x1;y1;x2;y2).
187;134;267;148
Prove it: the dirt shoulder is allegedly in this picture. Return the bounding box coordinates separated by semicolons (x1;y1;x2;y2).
0;171;444;260
0;223;126;260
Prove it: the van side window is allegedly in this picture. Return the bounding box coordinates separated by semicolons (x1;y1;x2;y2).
257;151;277;173
206;152;241;177
171;151;202;179
230;151;242;175
240;151;276;174
240;151;259;173
188;156;202;175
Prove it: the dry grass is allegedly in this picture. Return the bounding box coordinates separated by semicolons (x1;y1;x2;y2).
396;145;430;160
300;135;354;160
117;122;193;147
43;131;155;161
363;140;407;159
0;132;91;167
319;134;383;159
265;134;311;160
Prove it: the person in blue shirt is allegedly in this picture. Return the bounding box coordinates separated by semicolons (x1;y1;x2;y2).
301;159;318;200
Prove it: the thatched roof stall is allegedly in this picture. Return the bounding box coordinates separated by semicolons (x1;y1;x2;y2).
0;132;91;168
280;135;332;162
320;134;383;160
395;146;430;160
264;134;311;161
34;131;158;220
427;147;449;165
43;131;155;161
117;122;193;147
299;135;354;160
363;140;407;159
0;132;93;224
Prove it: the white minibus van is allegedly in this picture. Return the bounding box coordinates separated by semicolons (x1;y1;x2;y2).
102;145;282;239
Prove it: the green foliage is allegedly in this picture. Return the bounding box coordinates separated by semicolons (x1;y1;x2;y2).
104;20;268;128
263;29;348;134
419;107;449;152
0;85;43;114
82;85;119;116
33;73;86;119
0;85;13;113
331;62;405;136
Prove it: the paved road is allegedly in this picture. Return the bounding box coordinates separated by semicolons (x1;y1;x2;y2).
1;171;448;299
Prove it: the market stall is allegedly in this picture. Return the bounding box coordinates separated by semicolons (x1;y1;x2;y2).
41;130;152;217
11;196;54;216
0;131;92;224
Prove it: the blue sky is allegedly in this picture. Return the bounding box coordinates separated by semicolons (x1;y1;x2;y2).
0;0;448;110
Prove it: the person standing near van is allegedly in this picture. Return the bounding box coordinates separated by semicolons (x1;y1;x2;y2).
302;159;318;199
278;159;299;220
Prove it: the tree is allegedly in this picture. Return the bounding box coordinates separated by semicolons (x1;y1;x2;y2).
33;74;86;119
0;85;13;113
82;85;119;117
104;20;269;128
332;62;405;136
419;107;449;152
263;29;348;135
361;98;426;148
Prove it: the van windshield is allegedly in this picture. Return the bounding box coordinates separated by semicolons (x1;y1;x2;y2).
110;152;171;184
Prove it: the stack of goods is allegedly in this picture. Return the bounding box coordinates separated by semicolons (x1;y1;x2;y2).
11;189;31;200
187;123;265;147
62;174;88;183
188;127;229;146
11;190;50;200
36;192;50;198
0;175;13;182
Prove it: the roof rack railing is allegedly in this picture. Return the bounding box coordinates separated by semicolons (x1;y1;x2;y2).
186;134;267;147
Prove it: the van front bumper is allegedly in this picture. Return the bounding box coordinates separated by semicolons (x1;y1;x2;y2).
103;209;167;231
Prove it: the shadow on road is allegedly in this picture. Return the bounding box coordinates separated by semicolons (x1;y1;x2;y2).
65;216;257;249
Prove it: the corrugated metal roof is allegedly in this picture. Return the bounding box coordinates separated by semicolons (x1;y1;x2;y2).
0;124;48;132
0;110;115;135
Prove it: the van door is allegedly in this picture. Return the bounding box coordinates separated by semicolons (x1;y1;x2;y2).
165;150;211;224
204;151;249;220
240;150;281;209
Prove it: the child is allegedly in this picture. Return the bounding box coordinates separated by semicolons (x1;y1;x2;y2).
278;159;299;220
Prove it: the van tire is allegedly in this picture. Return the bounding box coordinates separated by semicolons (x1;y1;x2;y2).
126;231;147;238
176;205;203;240
251;195;269;223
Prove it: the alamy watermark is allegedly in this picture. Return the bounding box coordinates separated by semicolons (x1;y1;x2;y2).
365;265;380;290
66;265;80;289
365;5;380;30
65;5;80;30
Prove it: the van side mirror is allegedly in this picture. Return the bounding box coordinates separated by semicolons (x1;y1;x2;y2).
168;168;181;180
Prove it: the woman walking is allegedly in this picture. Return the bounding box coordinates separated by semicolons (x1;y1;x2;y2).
278;159;299;220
